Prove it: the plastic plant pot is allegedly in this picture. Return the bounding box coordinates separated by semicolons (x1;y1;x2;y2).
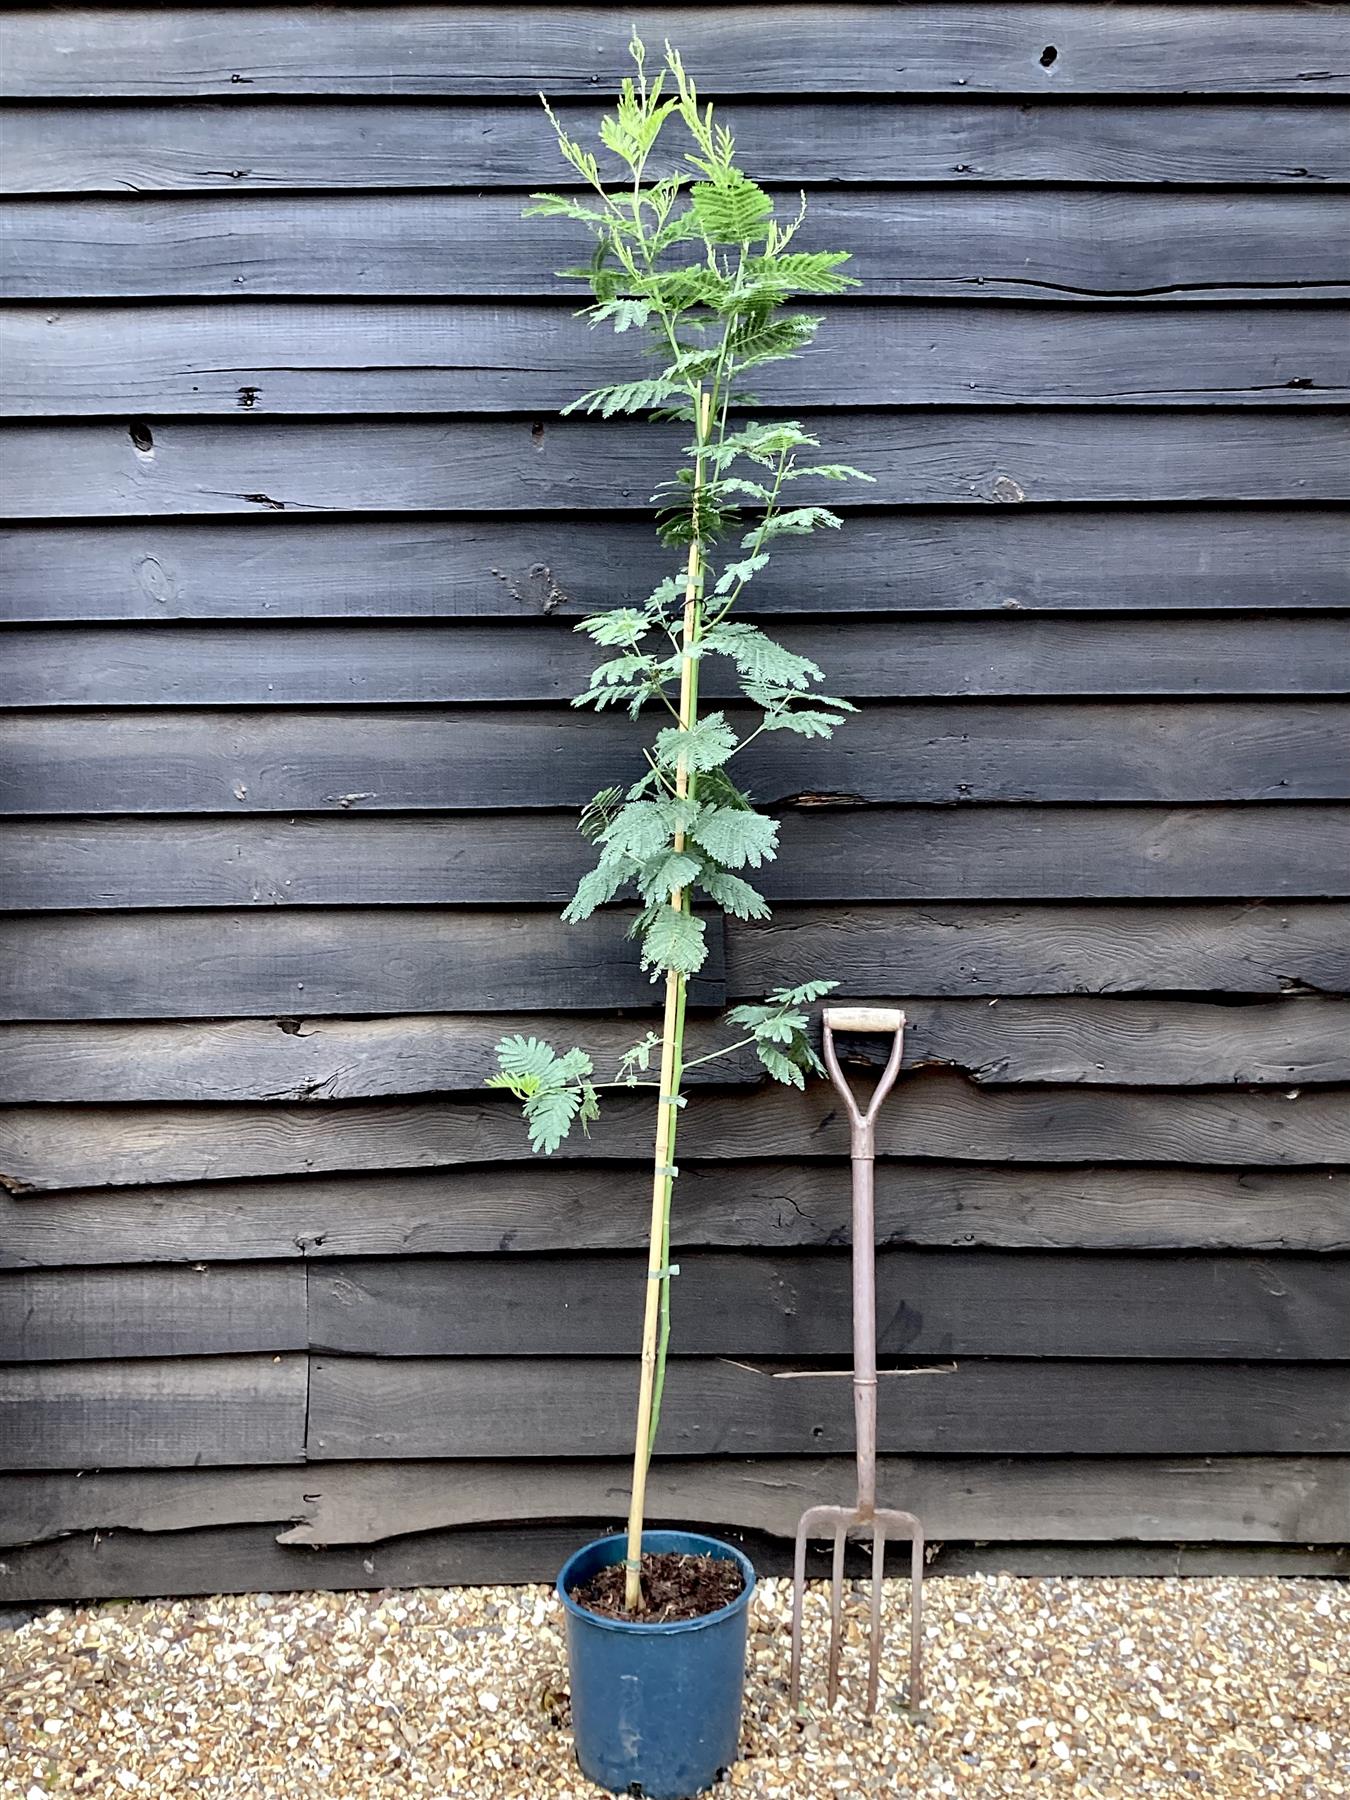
556;1529;757;1799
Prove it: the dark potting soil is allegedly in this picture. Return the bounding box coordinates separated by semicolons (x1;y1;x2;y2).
570;1551;744;1624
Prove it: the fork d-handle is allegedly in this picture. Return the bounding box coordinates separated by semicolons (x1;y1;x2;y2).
820;1007;906;1519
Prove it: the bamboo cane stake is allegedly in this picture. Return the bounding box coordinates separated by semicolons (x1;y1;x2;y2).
623;386;711;1613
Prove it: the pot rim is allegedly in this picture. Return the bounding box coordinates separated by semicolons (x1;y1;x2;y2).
556;1529;757;1637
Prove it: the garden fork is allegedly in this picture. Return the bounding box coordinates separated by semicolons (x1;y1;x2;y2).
788;1006;924;1719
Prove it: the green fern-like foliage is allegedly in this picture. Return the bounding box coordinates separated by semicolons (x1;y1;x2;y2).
493;35;871;1148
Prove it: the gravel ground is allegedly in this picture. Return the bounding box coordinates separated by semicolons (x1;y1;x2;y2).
2;1574;1346;1798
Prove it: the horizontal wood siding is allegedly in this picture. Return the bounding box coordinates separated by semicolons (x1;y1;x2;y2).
9;1457;1350;1549
304;1358;1350;1459
6;1168;1350;1265
5;511;1348;620
10;302;1350;412
4;8;1343;97
7;194;1350;300
1;2;1346;1602
7;413;1350;515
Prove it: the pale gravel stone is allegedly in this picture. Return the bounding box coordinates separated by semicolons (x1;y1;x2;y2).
1;1575;1346;1798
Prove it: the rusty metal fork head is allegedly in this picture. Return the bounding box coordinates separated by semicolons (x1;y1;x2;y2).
789;1505;924;1718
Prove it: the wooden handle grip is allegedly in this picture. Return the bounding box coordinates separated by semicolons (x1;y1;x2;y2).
823;1006;905;1033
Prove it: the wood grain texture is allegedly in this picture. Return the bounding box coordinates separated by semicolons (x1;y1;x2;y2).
275;1455;1350;1550
0;1522;656;1603
5;996;1344;1103
2;1523;1345;1604
7;191;1348;301
0;907;724;1020
4;703;1347;812
0;1264;305;1360
0;1013;758;1104
6;510;1346;621
5;8;1343;98
4;807;1345;910
307;1357;1350;1458
9;300;1348;414
6;411;1347;517
0;1356;307;1470
10;619;1349;709
0;1464;316;1544
4;1076;1345;1193
7;100;1349;191
6;1455;1345;1548
4;901;1343;1022
8;1249;1338;1363
726;902;1350;1001
308;1251;1350;1361
7;1165;1348;1267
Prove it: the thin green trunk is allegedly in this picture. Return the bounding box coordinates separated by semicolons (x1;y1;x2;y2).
622;389;708;1612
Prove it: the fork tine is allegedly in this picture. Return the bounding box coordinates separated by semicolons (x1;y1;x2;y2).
825;1525;847;1708
866;1522;886;1717
909;1525;924;1714
789;1511;811;1710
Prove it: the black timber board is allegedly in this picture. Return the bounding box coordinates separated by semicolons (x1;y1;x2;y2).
4;7;1344;99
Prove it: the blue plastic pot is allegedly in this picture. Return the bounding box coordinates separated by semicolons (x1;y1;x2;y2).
557;1529;756;1799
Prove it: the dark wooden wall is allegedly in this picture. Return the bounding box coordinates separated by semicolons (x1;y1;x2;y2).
2;5;1349;1601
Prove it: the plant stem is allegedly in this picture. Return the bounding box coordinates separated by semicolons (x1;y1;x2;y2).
623;385;711;1613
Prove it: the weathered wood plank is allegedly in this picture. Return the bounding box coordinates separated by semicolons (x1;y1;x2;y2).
10;619;1350;711
926;1544;1350;1576
7;1250;1338;1363
275;1455;1350;1550
307;1357;1350;1458
6;412;1347;517
0;1522;624;1602
4;902;1343;1024
4;1077;1346;1193
4;806;1345;911
831;997;1350;1086
0;1356;307;1470
308;1252;1350;1361
727;902;1350;1003
5;703;1346;813
0;1264;305;1360
10;620;1349;710
0;907;723;1021
5;8;1343;98
5;997;1344;1104
8;100;1347;191
8;300;1348;413
6;510;1345;622
0;1465;316;1544
3;1522;1345;1603
0;1014;759;1105
11;192;1347;302
6;1455;1345;1549
5;1521;1346;1603
6;1165;1347;1266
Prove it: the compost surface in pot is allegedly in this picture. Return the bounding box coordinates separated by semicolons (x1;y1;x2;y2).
571;1550;745;1624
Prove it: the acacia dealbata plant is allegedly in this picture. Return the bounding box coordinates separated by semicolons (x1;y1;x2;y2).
488;37;871;1613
